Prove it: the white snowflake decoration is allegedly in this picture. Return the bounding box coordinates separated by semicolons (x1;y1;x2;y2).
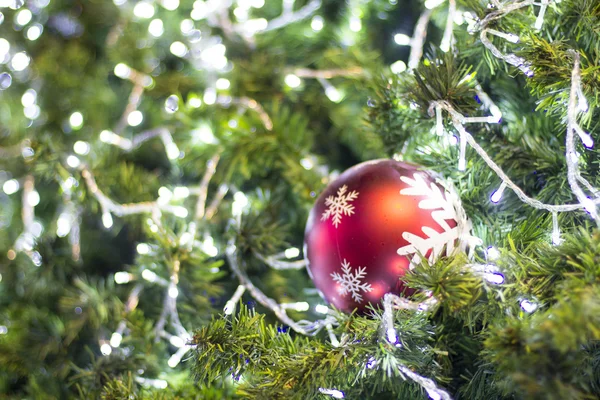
321;184;359;228
397;173;480;267
330;259;373;303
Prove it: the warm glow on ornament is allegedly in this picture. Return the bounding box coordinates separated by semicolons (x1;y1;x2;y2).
304;159;474;313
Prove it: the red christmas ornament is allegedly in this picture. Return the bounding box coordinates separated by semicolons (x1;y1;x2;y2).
304;159;474;313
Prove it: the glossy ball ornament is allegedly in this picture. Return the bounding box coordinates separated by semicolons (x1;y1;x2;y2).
304;159;473;313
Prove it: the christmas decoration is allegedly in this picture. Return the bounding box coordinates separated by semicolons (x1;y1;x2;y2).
304;159;473;313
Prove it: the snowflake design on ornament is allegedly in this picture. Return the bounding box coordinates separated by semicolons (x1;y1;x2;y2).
330;259;373;303
397;173;477;267
321;185;359;228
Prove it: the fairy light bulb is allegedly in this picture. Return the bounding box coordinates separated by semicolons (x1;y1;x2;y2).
73;141;90;155
127;111;143;126
551;212;562;245
284;247;300;259
490;182;507;203
102;212;113;228
315;304;328;314
311;15;324;31
100;343;112;356
3;179;19;195
170;335;185;347
349;16;361;32
148;18;164;37
114;271;132;284
11;52;30;71
393;33;411;45
114;63;131;79
386;327;398;344
215;78;230;90
486;246;500;260
110;332;123;347
66;155;81;168
69;112;84;129
26;24;43;40
142;269;157;282
15;8;32;26
284;74;301;88
390;60;407;74
133;1;155;18
319;388;345;398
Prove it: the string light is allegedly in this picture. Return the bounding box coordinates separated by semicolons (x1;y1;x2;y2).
26;24;42;40
11;52;30;71
113;63;131;79
137;243;151;254
66;155;81;168
27;190;40;206
148;18;164;37
458;133;466;171
300;157;314;170
486;246;500;260
170;41;188;57
0;38;9;58
133;1;155;19
127;110;143;126
202;236;218;257
114;271;132;284
551;212;562;245
349;16;361;32
100;343;112;356
69;112;84;129
424;0;445;9
224;285;246;315
142;269;157;282
169;335;185;347
203;87;217;105
73;141;90;155
319;388;345;398
284;247;300;259
284;74;302;88
390;60;407;74
311;15;323;31
281;301;310;312
215;78;230;90
168;286;179;299
188;96;202;108
102;212;113;228
3;179;19;195
393;33;411;45
315;304;329;314
520;299;538;313
110;332;123;347
14;8;32;26
0;73;11;90
164;95;179;114
162;0;180;11
56;212;72;237
490;182;507;203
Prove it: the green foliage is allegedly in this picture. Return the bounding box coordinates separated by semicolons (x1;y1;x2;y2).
2;0;600;398
191;305;437;399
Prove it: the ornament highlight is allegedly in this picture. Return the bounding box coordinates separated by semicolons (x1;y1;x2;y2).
304;159;475;313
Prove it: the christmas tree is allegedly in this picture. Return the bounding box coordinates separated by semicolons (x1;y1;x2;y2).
1;0;599;398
